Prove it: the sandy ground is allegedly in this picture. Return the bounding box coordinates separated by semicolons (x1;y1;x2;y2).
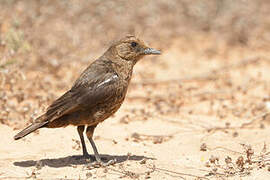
2;1;270;179
2;46;270;180
2;108;270;180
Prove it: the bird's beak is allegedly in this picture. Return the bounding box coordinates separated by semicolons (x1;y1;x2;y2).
143;48;161;55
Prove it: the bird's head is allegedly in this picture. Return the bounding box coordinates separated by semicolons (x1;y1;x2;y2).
108;35;161;64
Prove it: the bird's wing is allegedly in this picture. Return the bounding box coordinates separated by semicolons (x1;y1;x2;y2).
42;69;120;123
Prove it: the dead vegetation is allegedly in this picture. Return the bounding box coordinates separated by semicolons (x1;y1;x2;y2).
2;0;270;179
204;143;270;178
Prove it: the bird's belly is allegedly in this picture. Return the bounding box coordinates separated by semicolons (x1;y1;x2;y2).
88;86;127;124
46;101;123;128
92;103;122;123
72;95;125;126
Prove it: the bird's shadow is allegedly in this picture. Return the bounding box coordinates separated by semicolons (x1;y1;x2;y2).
13;154;155;168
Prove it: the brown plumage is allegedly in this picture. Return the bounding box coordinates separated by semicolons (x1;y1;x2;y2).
14;35;161;166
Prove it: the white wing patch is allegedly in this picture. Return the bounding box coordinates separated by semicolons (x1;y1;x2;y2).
97;74;118;88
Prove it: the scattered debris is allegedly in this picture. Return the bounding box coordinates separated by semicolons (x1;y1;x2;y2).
140;158;147;165
205;144;270;178
200;143;207;151
72;139;81;151
131;132;173;144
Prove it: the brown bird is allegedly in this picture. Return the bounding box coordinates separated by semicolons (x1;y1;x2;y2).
14;35;161;166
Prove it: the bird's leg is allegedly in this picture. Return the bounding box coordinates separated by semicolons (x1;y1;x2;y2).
86;125;116;167
77;125;91;158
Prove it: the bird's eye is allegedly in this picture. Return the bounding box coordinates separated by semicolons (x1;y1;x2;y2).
131;41;137;47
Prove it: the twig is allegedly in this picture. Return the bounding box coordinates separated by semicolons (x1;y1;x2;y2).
203;111;270;134
150;166;210;180
240;112;270;128
251;157;270;163
107;164;156;179
207;146;244;155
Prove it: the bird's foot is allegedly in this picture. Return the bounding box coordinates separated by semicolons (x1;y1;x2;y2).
85;158;117;169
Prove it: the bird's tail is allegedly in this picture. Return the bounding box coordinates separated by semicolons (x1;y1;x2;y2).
14;120;48;140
